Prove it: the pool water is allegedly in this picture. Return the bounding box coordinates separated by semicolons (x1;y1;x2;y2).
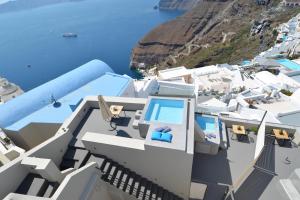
145;99;184;124
276;59;300;70
242;60;251;66
196;115;216;133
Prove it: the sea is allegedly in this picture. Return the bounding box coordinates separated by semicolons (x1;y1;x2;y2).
0;0;182;91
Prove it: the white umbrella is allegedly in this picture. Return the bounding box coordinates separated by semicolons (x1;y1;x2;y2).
98;95;113;121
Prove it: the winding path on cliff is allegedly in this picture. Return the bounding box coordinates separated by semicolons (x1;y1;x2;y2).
169;43;200;64
166;0;240;65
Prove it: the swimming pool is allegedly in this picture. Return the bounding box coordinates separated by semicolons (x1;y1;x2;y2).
195;115;216;133
276;59;300;70
144;98;184;124
242;60;251;66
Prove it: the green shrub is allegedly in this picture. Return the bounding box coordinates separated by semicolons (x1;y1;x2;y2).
249;127;258;133
280;89;293;96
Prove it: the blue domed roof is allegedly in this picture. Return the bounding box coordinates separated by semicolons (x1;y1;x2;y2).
0;59;113;128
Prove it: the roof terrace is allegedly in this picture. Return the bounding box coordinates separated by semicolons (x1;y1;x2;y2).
192;126;258;200
192;113;300;200
71;108;143;149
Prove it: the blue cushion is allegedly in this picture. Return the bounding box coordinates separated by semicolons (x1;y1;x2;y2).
151;132;162;141
162;127;172;133
160;133;173;143
154;127;165;132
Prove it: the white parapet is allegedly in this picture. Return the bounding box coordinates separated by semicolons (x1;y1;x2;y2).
21;157;63;183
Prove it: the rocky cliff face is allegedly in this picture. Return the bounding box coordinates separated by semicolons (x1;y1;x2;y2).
158;0;202;10
131;0;300;69
131;0;230;68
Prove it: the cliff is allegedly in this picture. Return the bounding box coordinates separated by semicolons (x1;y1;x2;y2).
131;0;300;69
132;0;229;68
158;0;202;10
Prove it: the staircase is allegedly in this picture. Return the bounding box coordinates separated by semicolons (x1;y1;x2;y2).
60;139;90;170
59;138;184;200
15;173;59;198
280;169;300;200
87;154;183;200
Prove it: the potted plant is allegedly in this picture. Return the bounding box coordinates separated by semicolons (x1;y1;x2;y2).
249;127;258;135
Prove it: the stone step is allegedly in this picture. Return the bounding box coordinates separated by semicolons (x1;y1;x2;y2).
157;186;164;200
280;179;300;200
68;138;85;149
86;155;106;168
109;165;120;185
126;173;136;194
106;164;117;182
113;167;123;186
137;178;147;199
151;184;158;200
102;159;113;174
16;174;48;197
132;175;142;196
60;159;76;170
290;169;300;193
43;182;59;198
118;169;129;189
144;181;153;200
63;148;89;161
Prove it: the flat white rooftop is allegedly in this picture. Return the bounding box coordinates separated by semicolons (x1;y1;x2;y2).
158;66;191;80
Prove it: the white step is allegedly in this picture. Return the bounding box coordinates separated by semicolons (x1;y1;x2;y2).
280;179;300;200
290;169;300;193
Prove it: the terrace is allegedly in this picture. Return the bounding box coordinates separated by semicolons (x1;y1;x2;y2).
192;125;258;199
71;108;143;149
234;130;300;200
57;95;194;199
192;112;300;200
192;65;234;94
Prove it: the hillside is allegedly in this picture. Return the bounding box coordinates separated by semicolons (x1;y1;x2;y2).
131;0;300;69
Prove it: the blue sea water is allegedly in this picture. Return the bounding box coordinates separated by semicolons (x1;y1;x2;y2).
0;0;182;91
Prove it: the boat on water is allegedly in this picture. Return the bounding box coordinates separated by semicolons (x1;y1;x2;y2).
62;33;78;38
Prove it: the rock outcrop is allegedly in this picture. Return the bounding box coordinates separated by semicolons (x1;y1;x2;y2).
158;0;202;10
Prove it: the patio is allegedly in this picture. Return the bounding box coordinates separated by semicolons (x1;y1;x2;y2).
192;128;257;200
234;135;300;200
71;108;143;148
